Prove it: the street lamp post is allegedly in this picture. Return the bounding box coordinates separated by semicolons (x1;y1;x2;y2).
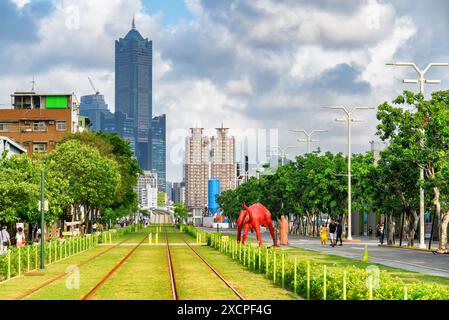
386;62;448;249
273;146;299;166
40;168;45;270
289;129;327;153
323;106;374;240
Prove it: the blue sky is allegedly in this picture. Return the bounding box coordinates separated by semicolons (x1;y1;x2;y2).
142;0;194;26
1;0;449;182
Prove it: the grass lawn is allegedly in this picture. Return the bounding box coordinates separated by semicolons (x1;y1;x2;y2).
195;247;297;300
89;247;172;300
170;246;240;300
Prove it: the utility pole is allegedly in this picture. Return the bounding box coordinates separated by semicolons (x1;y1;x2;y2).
323;106;375;240
289;129;327;153
40;168;45;270
386;61;448;249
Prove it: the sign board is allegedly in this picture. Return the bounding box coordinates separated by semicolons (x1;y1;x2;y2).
45;95;68;109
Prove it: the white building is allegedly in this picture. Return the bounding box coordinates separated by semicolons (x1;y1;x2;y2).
136;171;158;209
0;136;26;158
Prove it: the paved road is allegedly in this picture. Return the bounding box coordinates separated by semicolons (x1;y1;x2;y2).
200;227;449;278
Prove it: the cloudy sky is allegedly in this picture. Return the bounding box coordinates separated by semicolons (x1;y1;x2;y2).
1;0;449;182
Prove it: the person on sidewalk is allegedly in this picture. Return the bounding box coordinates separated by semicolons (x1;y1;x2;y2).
336;220;343;246
329;219;337;247
0;225;11;254
379;223;385;245
15;227;26;248
320;223;328;246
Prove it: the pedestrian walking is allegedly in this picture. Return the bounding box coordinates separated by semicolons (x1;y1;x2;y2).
0;225;11;254
329;219;337;247
15;227;26;248
379;223;385;245
320;223;328;246
336;220;343;246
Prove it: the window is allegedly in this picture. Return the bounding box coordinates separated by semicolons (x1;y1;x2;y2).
33;121;46;132
56;121;67;131
33;143;47;153
0;123;9;132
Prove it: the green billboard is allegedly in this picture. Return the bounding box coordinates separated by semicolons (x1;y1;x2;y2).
46;96;68;109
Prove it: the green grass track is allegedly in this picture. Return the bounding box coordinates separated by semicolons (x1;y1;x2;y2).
0;225;297;300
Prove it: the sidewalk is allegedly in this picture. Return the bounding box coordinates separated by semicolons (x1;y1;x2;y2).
200;227;449;279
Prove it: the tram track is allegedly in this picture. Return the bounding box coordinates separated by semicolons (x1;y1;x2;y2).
81;234;148;300
164;227;178;300
179;234;246;300
15;238;129;300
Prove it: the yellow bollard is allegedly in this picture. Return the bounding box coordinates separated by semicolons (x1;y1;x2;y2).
155;233;158;244
149;233;152;244
27;245;30;272
109;232;112;245
18;247;21;276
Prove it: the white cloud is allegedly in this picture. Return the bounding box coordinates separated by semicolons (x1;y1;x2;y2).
10;0;30;9
0;0;429;181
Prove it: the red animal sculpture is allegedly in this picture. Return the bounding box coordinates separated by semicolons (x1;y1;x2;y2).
237;203;278;247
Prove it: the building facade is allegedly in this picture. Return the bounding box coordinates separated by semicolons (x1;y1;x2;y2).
79;93;112;132
184;128;209;212
0;92;75;155
136;171;158;209
210;126;237;192
171;182;186;204
115;19;153;170
151;114;166;192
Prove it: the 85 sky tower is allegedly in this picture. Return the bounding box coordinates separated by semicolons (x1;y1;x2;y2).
115;18;153;170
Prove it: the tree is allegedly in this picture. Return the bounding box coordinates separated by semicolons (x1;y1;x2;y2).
376;90;449;250
46;140;121;231
173;203;188;224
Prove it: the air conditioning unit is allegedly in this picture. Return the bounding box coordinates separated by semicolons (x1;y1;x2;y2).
22;128;32;132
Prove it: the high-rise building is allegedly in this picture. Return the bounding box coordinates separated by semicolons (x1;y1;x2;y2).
79;93;113;132
184;128;209;216
151;114;166;192
115;18;152;170
135;170;158;209
171;182;186;204
210;125;237;192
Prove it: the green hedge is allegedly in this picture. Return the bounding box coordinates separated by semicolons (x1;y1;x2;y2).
182;226;449;300
0;224;140;282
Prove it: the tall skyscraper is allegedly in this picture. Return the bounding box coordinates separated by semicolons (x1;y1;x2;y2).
184;128;209;213
79;93;112;132
210;125;237;192
115;18;153;169
151;114;166;192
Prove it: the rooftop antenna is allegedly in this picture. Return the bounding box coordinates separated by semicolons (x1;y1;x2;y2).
132;15;136;30
30;76;36;92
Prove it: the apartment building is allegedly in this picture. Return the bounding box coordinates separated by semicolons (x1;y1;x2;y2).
0;92;76;155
